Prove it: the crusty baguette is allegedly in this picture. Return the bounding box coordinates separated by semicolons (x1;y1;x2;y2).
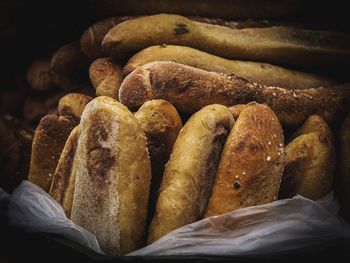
80;17;133;59
89;57;123;100
103;14;350;69
28;115;76;192
70;96;151;255
134;100;182;223
95;0;305;20
49;126;79;217
51;42;91;90
279;115;335;200
27;57;57;91
58;93;92;120
204;102;284;217
147;104;234;244
124;45;336;89
119;61;350;127
336;113;350;223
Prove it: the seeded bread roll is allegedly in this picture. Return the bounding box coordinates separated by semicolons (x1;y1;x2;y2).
337;113;350;223
147;104;234;244
204;102;284;217
49;126;79;217
103;14;350;69
28;115;77;192
89;57;123;100
58;93;93;121
279;115;335;200
70;96;151;255
134;100;182;223
119;61;350;127
124;45;336;89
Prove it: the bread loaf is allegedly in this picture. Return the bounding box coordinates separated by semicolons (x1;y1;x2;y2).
27;57;57;91
58;93;92;120
49;126;79;217
279;115;335;200
124;45;336;89
204;102;284;217
147;104;234;244
134;100;182;223
103;14;350;69
89;57;123;100
70;96;151;255
119;61;350;127
28;115;76;192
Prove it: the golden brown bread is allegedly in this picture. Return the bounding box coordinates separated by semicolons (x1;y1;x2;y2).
124;45;336;89
204;102;284;217
26;57;57;91
28;115;77;192
58;93;93;120
336;113;350;223
50;42;91;90
70;96;151;255
279;115;335;200
80;17;133;59
103;14;350;69
228;104;247;120
147;104;234;244
119;61;350;128
134;100;182;223
49;126;79;217
89;57;123;100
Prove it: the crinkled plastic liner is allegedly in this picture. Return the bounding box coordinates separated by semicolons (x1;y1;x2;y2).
4;180;350;256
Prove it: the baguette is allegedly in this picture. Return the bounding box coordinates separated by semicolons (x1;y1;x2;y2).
119;61;350;127
28;115;76;192
89;57;123;100
71;96;151;255
336;113;350;223
51;42;91;90
49;126;79;217
147;104;234;244
124;45;336;89
103;14;350;69
279;115;335;200
204;102;284;217
134;100;182;223
58;93;92;120
27;57;57;91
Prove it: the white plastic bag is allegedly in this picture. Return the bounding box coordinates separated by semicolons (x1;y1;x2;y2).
7;181;103;254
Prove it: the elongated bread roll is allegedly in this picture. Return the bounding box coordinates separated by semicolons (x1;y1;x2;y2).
124;45;336;89
28;115;76;192
58;93;92;120
70;96;151;255
204;103;284;217
103;14;350;69
336;113;350;222
119;62;350;128
134;100;182;223
147;104;234;244
279;115;335;200
89;57;123;100
49;126;79;217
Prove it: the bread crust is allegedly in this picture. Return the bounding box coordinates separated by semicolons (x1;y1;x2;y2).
89;57;123;100
124;45;336;89
49;126;79;217
27;57;57;91
28;115;76;192
279;115;335;200
147;104;234;244
70;96;151;255
58;93;92;120
119;61;350;127
204;102;284;217
103;14;350;69
134;100;182;224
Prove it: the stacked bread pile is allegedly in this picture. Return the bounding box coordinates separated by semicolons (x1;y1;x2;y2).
1;1;350;256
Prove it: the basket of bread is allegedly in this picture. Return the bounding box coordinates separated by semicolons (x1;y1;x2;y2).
1;0;350;259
